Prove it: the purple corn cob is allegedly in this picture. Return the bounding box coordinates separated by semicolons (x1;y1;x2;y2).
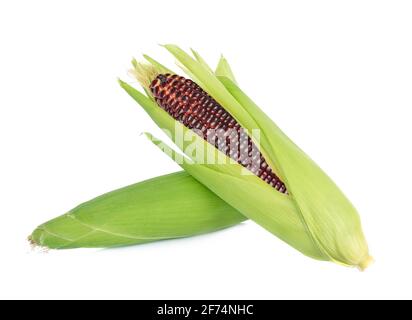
150;74;287;194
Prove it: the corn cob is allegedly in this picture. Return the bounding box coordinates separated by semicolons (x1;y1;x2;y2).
150;74;287;193
29;172;246;249
121;46;373;270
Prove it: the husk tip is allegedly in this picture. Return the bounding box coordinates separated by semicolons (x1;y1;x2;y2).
27;234;44;251
357;255;375;271
117;78;126;86
27;228;50;252
28;235;37;247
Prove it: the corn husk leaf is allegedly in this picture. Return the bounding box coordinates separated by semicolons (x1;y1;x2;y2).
215;55;237;84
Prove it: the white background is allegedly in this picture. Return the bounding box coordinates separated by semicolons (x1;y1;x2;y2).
0;0;411;300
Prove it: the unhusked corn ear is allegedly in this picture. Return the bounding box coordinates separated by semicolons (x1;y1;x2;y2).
122;46;372;270
29;172;246;249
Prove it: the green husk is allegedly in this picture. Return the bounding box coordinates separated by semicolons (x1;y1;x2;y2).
122;45;372;269
30;172;246;249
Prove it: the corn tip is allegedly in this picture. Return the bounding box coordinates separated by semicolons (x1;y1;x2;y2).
357;256;375;271
27;235;37;247
27;232;45;250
